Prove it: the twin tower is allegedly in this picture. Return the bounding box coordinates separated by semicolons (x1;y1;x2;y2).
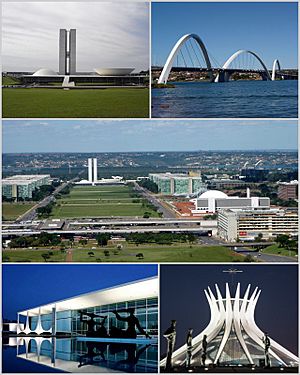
59;29;76;75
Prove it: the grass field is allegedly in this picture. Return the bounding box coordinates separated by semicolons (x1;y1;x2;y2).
2;202;35;220
2;76;21;85
262;244;297;258
3;244;245;263
2;88;149;118
51;185;159;218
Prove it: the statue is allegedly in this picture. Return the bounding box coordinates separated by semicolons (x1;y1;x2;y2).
201;334;208;366
110;308;151;339
186;328;193;368
263;332;271;367
163;320;177;370
79;310;108;337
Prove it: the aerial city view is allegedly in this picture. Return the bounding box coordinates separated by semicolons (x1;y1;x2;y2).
2;120;298;264
151;2;298;118
1;0;299;373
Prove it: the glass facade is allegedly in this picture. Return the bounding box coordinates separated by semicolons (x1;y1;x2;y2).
71;297;158;337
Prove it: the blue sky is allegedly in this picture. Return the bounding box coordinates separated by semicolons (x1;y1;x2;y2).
3;120;298;153
3;264;157;320
152;2;298;69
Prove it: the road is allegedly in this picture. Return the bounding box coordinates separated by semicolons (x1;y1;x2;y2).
15;175;82;223
241;251;297;263
133;182;176;218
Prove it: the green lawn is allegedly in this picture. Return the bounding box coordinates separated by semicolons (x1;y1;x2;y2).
2;76;21;85
51;185;159;218
3;249;66;262
3;244;245;263
2;202;35;220
262;244;297;258
2;88;149;118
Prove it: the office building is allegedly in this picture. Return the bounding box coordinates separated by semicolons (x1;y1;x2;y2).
218;208;298;242
149;172;206;196
59;29;76;75
2;175;50;200
76;158;124;186
277;181;298;201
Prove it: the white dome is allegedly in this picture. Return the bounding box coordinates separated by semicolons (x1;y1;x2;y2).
32;68;58;76
94;68;134;76
199;190;228;199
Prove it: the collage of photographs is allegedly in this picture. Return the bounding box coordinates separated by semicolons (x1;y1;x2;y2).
1;0;298;374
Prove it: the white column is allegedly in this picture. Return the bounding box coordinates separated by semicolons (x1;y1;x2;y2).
88;158;93;182
93;158;98;184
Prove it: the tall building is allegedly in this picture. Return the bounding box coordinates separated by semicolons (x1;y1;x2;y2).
2;175;50;200
59;29;76;75
218;208;298;242
277;181;298;201
88;157;98;185
160;283;298;368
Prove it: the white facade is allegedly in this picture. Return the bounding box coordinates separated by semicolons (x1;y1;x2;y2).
190;189;270;214
218;209;298;242
161;283;298;367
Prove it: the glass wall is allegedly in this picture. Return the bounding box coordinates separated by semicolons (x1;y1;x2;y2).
71;297;158;337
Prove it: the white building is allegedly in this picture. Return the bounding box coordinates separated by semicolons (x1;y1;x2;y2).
76;158;124;186
218;208;298;242
160;283;298;368
190;189;270;214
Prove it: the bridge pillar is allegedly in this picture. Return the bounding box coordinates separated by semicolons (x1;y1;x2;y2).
215;71;230;83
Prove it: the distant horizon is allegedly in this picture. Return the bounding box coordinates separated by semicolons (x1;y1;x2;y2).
3;120;298;153
3;149;298;155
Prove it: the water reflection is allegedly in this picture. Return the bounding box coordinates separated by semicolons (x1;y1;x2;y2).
4;336;158;373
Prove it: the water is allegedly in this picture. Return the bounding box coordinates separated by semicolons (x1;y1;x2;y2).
152;80;298;118
3;337;158;373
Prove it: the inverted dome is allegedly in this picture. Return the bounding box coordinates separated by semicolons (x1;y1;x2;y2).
94;68;134;76
32;68;58;76
199;190;228;199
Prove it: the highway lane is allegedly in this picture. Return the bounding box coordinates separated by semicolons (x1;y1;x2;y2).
15;175;82;223
133;182;177;218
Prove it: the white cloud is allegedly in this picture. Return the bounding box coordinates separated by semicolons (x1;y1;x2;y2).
2;2;149;72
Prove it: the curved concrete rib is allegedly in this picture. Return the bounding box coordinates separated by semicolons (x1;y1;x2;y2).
158;33;213;84
272;59;281;81
161;283;298;368
215;49;272;82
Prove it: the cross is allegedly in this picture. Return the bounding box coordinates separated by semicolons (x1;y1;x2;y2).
222;268;243;285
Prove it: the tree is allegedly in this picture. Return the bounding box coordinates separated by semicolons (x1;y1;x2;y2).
254;233;263;242
88;251;94;257
143;212;151;218
96;234;110;247
104;250;110;257
136;253;144;260
42;253;50;262
275;234;290;248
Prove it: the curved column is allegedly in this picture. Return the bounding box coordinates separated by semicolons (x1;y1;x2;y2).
272;59;281;81
214;283;233;363
158;33;213;84
244;289;298;364
233;283;254;364
215;50;272;82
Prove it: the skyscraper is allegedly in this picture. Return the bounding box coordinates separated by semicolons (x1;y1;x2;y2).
59;29;76;75
87;158;98;185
